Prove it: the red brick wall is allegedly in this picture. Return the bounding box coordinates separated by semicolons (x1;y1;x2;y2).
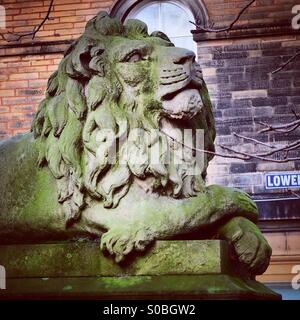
0;53;62;138
0;0;113;44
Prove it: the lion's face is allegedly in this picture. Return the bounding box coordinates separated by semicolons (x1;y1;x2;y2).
107;36;204;122
31;12;216;224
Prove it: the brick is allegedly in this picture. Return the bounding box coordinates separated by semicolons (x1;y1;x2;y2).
0;107;10;113
223;108;252;118
204;76;229;85
232;99;252;108
252;97;288;107
39;72;53;79
215;125;230;135
59;16;86;23
262;49;298;57
253;106;274;118
245;65;274;75
11;105;36;113
229;81;250;91
0;81;28;89
216;67;244;75
229;125;255;134
215;99;232;109
44;23;74;31
268;88;299;97
0;75;8;81
2;97;30;105
293;79;300;87
202;68;216;77
9;73;39;81
13;13;40;21
230;163;257;174
257;162;295;172
0;90;15;97
251;80;270;90
6;61;31;68
248;51;263;58
51;10;76;18
21;7;49;14
213;52;248;59
231;173;263;187
16;89;43;96
54;3;91;11
75;9;99;16
91;1;112;8
201;60;225;68
213;110;222;119
230;74;245;82
20;66;48;73
28;80;47;88
31;60;51;66
290;97;300;104
223;43;260;51
270;79;292;88
273;105;294;114
232;90;267;99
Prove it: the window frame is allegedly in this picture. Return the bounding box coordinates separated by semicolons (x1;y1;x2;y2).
110;0;207;54
126;1;195;37
110;0;208;26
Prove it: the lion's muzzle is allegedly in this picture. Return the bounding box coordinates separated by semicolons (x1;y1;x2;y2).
162;88;203;120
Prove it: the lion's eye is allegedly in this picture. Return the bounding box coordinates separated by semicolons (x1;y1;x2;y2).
127;52;143;63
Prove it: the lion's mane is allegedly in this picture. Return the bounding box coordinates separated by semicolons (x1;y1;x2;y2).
31;12;216;225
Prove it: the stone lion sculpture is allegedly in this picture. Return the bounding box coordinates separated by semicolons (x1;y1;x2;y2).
0;12;271;276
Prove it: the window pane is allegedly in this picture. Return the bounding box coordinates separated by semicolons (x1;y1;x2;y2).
170;36;196;54
127;1;197;54
134;3;159;34
161;3;192;37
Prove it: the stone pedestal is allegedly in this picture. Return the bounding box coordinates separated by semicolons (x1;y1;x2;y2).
0;240;280;299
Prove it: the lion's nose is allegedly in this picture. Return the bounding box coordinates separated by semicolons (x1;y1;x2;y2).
173;50;195;65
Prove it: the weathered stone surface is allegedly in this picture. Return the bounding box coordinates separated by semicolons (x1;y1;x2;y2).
0;240;230;278
0;11;272;280
0;240;280;299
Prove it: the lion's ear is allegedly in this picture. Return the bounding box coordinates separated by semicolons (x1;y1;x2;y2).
89;45;106;76
65;37;96;78
151;31;172;43
65;38;106;78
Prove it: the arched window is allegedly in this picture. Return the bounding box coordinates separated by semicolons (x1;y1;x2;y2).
110;0;208;54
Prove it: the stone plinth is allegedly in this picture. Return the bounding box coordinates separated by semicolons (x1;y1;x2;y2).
0;240;281;299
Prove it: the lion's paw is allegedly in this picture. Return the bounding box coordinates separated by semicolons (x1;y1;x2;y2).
219;217;272;275
100;226;153;263
231;225;272;275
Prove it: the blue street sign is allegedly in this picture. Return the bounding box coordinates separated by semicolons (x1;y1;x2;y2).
265;172;300;189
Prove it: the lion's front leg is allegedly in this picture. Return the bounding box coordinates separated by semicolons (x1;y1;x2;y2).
97;184;264;264
209;185;271;275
